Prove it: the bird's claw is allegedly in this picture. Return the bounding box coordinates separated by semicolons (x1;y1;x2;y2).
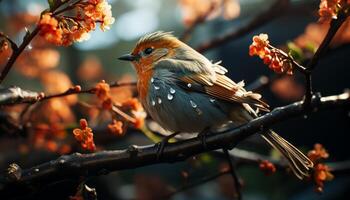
156;139;168;161
156;132;180;161
198;129;210;150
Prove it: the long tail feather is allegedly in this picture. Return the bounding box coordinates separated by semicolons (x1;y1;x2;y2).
230;106;314;179
261;130;314;179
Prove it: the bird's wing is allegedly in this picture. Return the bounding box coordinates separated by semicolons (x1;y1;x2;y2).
155;59;269;111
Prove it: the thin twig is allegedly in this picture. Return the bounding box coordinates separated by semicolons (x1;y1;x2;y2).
0;81;136;106
306;13;348;71
42;82;136;101
302;11;349;107
223;148;242;200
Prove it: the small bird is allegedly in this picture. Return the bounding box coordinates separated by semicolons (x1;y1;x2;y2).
119;31;313;179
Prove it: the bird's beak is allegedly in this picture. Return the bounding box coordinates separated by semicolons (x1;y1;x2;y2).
118;54;137;62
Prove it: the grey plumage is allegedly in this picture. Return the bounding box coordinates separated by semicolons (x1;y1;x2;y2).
125;31;314;179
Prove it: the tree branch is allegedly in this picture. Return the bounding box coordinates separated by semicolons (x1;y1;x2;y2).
0;81;136;106
306;13;349;71
0;92;349;197
223;148;242;200
303;9;349;106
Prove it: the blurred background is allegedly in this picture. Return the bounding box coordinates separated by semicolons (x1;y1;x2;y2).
0;0;350;199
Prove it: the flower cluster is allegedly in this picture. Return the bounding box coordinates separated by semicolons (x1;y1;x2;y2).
94;80;113;109
38;0;115;46
259;160;276;175
95;81;146;135
319;0;350;23
73;119;96;151
108;119;123;136
249;34;294;75
308;143;329;161
307;143;334;193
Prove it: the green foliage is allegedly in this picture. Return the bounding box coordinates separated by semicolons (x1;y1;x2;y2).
287;42;304;62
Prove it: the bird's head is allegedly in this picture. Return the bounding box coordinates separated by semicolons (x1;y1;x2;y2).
118;31;192;73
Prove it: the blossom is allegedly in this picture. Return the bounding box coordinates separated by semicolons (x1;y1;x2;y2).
313;163;334;192
95;80;113;110
83;0;115;31
96;0;115;30
108;119;124;136
38;0;115;46
259;160;276;175
307;143;334;193
73;119;96;151
249;33;294;75
318;0;350;23
38;13;63;45
95;80;110;100
308;143;329;162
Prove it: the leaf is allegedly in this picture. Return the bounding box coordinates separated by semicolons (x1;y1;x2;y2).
0;86;39;105
287;41;304;62
305;41;318;53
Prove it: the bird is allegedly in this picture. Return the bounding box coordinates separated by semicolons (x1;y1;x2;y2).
118;31;313;179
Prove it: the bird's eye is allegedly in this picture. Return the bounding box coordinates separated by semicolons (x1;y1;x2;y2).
144;47;153;55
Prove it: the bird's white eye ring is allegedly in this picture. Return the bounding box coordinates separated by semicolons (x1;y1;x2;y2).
144;47;153;55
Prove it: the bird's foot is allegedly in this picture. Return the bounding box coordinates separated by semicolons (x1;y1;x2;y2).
156;132;180;161
198;128;210;150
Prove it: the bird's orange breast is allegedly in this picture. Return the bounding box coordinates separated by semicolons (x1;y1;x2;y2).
137;69;154;101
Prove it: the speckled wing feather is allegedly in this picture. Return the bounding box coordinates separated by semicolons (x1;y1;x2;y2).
155;59;269;112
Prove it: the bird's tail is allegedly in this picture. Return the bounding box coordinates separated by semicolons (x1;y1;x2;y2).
261;130;314;179
229;105;313;179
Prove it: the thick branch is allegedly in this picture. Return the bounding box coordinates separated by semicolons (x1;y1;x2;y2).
0;92;349;197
